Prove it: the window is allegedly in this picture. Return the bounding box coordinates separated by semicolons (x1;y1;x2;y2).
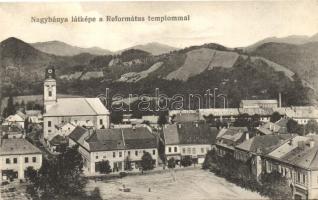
74;120;78;124
128;151;130;156
48;130;51;133
13;158;17;164
201;148;205;154
174;147;177;152
48;121;52;127
6;158;10;164
182;148;186;154
297;172;301;183
119;152;122;157
153;150;156;155
135;151;138;156
168;147;171;153
25;157;29;163
48;91;52;97
96;156;98;159
303;174;306;184
100;119;103;125
192;148;196;154
32;157;36;163
113;152;116;158
187;148;191;154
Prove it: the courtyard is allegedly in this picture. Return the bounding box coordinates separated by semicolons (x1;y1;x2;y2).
85;167;266;200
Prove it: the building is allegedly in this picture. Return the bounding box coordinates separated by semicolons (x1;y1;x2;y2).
169;110;200;123
42;68;110;142
0;125;24;139
216;127;249;156
256;118;289;135
263;136;317;199
25;110;43;124
240;100;278;109
234;134;295;180
69;126;158;174
0;138;42;180
163;121;218;164
2;111;26;129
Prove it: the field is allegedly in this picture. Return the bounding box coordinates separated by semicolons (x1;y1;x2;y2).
85;168;266;200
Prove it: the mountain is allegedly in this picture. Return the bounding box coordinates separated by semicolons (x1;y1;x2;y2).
0;37;314;107
116;42;178;55
32;40;113;56
251;42;318;90
245;33;318;52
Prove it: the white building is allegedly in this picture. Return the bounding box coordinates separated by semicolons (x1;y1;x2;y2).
0;138;42;180
2;111;26;129
42;68;110;141
69;126;158;174
163;121;218;164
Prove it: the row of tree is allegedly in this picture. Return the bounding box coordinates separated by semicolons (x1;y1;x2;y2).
202;150;292;199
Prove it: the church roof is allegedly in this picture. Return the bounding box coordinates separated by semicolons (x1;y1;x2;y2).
44;98;109;117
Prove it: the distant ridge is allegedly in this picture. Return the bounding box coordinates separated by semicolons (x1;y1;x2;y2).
32;40;113;56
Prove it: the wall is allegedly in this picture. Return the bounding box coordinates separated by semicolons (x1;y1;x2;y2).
0;153;42;180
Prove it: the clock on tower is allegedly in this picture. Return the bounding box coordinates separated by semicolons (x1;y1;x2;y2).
45;67;55;79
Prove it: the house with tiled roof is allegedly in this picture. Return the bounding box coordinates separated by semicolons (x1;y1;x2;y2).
69;126;158;174
262;135;318;199
256;118;288;135
42;68;110;142
0;138;42;181
163;121;218;164
234;134;295;180
216;127;249;157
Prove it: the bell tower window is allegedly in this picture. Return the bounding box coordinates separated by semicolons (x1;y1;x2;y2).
48;91;52;97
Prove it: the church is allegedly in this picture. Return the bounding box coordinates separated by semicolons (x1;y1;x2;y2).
42;68;110;141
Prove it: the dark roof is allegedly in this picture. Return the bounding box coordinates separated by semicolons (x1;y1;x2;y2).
123;127;157;149
0;139;42;155
49;135;68;146
69;126;89;142
164;122;218;145
280;144;318;170
86;127;157;152
236;134;295;155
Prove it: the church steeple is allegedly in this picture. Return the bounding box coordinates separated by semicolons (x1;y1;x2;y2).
44;67;57;111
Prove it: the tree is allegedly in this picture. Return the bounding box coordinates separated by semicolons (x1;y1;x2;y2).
234;113;250;127
180;156;192;167
99;160;112;174
287;119;302;134
26;145;85;199
167;157;176;169
157;112;168;126
141;152;154;171
202;149;217;170
306;119;318;134
124;157;132;171
24;117;30;133
270;112;281;123
5;95;15;117
25;166;37;183
260;171;293;200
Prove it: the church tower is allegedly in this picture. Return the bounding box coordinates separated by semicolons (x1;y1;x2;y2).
43;67;57;111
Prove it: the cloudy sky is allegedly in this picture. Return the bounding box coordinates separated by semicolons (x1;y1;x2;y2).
0;1;317;51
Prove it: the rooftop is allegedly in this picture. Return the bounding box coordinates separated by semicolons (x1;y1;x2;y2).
44;98;109;117
0;139;42;155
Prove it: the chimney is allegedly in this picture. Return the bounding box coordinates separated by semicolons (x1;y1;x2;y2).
245;132;250;140
195;122;198;128
178;123;182;128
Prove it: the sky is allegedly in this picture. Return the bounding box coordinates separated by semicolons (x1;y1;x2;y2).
0;1;317;51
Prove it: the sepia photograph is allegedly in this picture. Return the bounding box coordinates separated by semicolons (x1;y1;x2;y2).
0;1;318;199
